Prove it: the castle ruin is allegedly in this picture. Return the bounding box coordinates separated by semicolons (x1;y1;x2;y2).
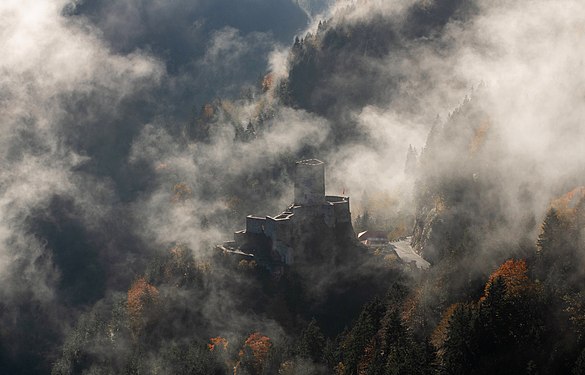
218;159;351;268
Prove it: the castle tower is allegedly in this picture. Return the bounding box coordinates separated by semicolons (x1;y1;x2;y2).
294;159;325;206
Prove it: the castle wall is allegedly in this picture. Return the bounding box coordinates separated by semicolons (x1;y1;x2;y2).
292;205;323;223
274;244;294;264
263;217;276;243
323;204;335;227
294;159;325;206
234;229;247;247
332;198;351;224
325;195;346;203
265;216;294;264
246;216;266;234
292;198;351;227
291;205;311;218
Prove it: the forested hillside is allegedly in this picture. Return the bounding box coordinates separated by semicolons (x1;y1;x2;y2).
1;0;584;374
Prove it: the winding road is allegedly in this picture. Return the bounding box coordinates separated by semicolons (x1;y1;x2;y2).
388;237;430;269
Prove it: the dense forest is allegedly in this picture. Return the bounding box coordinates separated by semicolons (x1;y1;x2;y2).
1;0;584;374
51;95;585;373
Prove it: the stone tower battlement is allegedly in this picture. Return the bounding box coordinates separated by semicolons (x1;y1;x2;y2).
294;159;325;206
219;159;352;269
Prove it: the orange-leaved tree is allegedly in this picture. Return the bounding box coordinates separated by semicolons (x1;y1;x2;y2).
431;303;461;350
235;332;272;375
482;258;532;301
208;337;228;352
127;277;159;336
437;259;546;374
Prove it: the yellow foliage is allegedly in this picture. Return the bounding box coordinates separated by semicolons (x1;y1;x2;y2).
335;362;346;375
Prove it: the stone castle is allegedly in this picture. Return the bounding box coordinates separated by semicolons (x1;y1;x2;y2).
218;159;351;267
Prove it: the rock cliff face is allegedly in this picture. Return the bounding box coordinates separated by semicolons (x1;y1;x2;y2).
409;94;495;264
411;204;443;264
409;91;545;268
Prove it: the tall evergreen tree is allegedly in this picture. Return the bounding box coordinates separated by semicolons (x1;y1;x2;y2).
297;318;326;363
440;303;477;375
537;208;563;256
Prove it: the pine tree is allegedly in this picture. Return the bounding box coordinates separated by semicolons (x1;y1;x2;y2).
537;208;562;256
440;304;477;375
340;299;385;374
244;121;256;142
297;318;326;363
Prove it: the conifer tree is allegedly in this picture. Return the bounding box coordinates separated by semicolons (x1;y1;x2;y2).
537;208;562;256
297;318;326;363
340;299;385;375
440;304;477;375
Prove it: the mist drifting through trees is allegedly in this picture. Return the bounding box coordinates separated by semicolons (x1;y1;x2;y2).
0;0;584;374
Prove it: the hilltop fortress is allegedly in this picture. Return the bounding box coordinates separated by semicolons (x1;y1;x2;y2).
218;159;352;268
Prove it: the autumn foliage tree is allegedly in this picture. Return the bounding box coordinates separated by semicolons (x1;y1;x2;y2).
127;277;159;337
482;259;532;300
235;332;272;375
436;259;549;374
481;259;543;363
208;337;229;352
